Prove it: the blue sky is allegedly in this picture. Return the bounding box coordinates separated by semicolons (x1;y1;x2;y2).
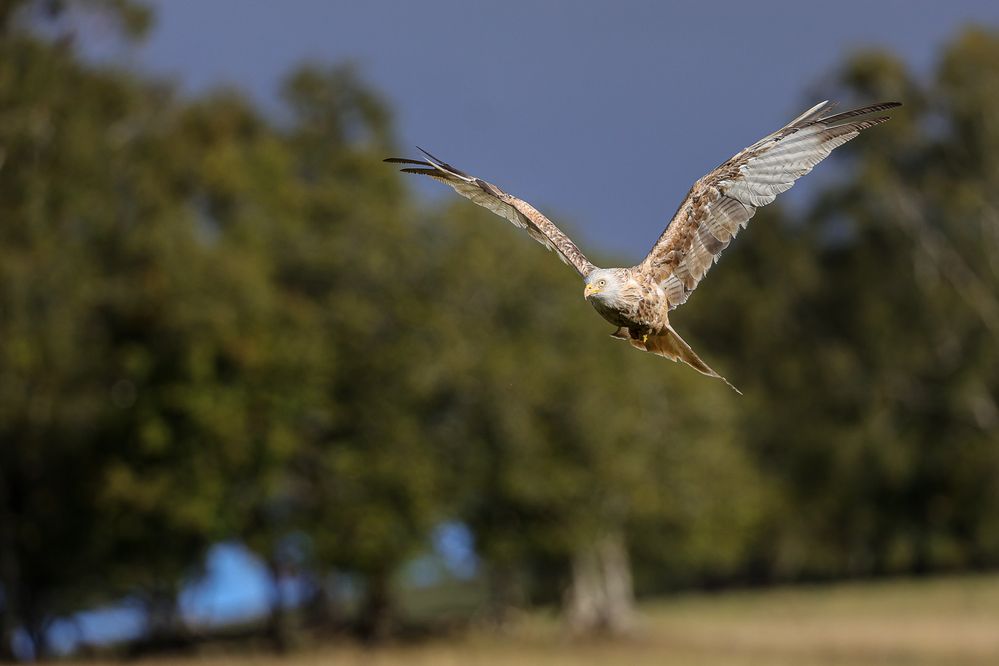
87;0;999;259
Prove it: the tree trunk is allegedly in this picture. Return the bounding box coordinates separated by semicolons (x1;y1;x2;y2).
142;587;187;651
0;471;21;663
266;559;290;653
303;574;342;638
358;572;393;643
485;562;524;629
0;611;15;663
23;616;49;663
0;564;19;662
564;529;635;636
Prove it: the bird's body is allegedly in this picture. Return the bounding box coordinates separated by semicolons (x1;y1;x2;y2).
585;268;667;335
583;267;729;390
387;100;900;392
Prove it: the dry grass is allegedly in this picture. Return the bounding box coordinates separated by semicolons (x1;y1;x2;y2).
67;574;999;666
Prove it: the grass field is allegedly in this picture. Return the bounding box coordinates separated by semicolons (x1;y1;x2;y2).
71;574;999;666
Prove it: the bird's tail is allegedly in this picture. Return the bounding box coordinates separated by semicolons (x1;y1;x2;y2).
632;326;742;395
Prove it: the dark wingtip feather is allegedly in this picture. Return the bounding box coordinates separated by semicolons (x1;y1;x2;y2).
819;101;902;125
415;146;438;161
416;147;469;177
844;116;893;132
398;167;456;186
384;157;430;166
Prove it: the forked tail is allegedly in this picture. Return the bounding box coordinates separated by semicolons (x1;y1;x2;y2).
616;326;742;394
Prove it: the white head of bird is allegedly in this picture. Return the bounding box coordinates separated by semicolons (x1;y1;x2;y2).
583;268;627;305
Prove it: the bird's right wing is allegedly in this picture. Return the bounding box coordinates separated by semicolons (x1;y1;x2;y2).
386;149;596;278
639;101;900;309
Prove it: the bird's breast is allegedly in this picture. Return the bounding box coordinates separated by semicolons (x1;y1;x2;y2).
589;297;633;328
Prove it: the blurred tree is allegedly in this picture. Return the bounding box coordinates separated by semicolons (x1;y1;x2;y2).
271;64;453;642
0;1;314;656
684;27;999;581
0;1;165;659
797;28;999;575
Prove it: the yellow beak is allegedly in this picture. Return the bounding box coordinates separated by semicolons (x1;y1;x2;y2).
584;283;601;299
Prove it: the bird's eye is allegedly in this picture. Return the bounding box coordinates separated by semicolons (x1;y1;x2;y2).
599;280;606;287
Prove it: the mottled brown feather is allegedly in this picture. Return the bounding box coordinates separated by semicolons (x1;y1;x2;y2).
386;153;596;277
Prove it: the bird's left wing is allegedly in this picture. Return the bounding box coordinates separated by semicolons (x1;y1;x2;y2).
386;149;595;278
639;101;900;309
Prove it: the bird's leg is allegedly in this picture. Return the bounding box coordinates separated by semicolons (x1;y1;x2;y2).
627;326;651;345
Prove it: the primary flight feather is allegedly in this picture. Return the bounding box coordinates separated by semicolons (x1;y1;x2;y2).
386;100;901;393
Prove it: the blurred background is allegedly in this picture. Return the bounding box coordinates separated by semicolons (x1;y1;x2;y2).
1;1;999;664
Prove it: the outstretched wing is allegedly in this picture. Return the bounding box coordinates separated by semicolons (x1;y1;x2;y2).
639;101;901;309
385;149;596;278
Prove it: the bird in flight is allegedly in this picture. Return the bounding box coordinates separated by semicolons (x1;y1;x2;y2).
386;101;900;393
